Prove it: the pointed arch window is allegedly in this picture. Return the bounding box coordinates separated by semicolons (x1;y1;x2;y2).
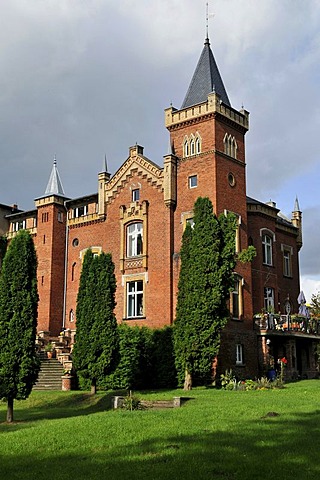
190;136;195;156
184;138;189;157
195;136;201;154
224;134;237;159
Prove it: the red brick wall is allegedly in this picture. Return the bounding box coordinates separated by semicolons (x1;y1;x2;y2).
36;202;66;335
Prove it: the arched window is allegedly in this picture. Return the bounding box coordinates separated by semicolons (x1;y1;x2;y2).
127;222;143;257
69;309;75;323
190;136;195;156
195;136;201;154
262;234;273;266
71;262;76;282
224;133;237;159
184;139;189;157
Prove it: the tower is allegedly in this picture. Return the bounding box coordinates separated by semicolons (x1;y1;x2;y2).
166;35;253;322
35;159;68;335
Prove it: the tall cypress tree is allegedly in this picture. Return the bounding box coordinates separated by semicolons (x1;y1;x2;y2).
73;250;119;394
0;230;40;422
174;197;237;390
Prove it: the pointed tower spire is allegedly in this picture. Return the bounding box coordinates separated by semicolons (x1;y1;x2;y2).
293;195;301;212
103;154;108;173
181;35;230;109
292;195;302;250
44;156;65;197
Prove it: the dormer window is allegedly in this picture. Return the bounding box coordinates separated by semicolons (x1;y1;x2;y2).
12;220;26;232
73;205;88;218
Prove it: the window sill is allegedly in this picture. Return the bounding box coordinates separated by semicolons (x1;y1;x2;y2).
123;317;146;321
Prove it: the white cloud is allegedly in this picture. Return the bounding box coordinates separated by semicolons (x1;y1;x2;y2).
0;0;319;287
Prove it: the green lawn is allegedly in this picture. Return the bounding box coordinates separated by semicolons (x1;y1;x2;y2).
0;381;320;480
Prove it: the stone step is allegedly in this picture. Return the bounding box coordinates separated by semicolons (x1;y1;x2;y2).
34;358;64;391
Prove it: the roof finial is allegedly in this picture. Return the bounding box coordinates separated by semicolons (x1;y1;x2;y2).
104;154;108;173
206;2;209;40
53;154;57;165
205;2;214;44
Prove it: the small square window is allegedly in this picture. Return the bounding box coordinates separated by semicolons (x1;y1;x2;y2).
132;189;140;202
189;175;197;188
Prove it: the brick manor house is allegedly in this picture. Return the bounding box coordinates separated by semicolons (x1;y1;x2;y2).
1;35;317;380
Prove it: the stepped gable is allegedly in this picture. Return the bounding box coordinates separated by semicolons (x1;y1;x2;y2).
106;145;163;203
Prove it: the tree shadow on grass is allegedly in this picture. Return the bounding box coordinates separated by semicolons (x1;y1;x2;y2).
0;391;119;428
1;409;320;479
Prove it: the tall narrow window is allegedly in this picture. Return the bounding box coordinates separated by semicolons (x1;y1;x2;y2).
232;279;240;319
236;344;244;365
264;287;275;312
190;138;195;156
127;223;143;257
195;137;201;154
127;280;144;318
184;139;189;157
283;250;292;277
262;234;273;266
71;262;76;281
230;275;243;320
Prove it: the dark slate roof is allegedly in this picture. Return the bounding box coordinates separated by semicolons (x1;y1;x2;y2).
181;37;230;109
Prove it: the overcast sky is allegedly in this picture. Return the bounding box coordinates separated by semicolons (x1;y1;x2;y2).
0;0;319;300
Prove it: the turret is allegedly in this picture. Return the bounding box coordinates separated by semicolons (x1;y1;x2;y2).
98;155;111;217
291;196;302;250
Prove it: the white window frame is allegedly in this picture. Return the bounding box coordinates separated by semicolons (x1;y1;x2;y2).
127;222;143;257
132;189;140;202
264;287;275;312
73;205;88;218
189;175;198;188
262;234;273;266
195;136;201;154
127;280;144;318
236;344;244;365
184;138;189;157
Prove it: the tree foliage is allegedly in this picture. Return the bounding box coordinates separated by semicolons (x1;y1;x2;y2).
173;197;237;390
0;230;40;422
104;324;177;391
310;292;320;316
0;235;7;273
73;250;119;393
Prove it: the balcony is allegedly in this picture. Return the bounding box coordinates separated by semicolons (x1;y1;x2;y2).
254;314;320;339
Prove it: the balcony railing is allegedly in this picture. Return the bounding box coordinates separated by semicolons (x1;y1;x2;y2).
254;314;320;336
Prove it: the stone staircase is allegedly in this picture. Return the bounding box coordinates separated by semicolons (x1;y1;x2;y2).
34;354;64;391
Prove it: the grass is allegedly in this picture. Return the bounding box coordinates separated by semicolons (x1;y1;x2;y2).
1;381;320;479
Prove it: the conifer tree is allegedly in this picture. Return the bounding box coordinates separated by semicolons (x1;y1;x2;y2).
174;197;237;390
0;230;40;422
73;250;119;394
